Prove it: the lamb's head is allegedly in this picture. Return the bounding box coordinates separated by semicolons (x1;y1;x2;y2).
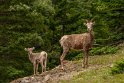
84;19;95;32
25;47;35;54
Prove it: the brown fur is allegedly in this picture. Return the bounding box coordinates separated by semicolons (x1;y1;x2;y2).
60;20;94;69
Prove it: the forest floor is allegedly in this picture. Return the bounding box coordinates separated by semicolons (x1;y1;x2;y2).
10;43;124;83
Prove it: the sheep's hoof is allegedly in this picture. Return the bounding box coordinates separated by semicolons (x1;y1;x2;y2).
59;65;64;70
61;67;64;70
33;74;36;76
83;66;86;68
36;72;39;74
82;65;89;68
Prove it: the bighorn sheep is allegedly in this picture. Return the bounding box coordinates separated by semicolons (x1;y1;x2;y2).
25;47;47;75
60;19;95;69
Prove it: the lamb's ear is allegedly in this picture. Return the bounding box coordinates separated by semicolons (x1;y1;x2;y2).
84;22;86;26
24;48;27;51
32;47;35;50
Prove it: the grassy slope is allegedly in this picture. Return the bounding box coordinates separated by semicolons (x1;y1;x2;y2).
61;46;124;83
10;44;124;83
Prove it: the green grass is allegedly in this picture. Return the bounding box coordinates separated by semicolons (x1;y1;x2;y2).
61;67;124;83
61;46;124;83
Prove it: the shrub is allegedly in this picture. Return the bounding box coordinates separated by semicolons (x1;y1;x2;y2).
90;46;119;55
111;60;124;75
6;66;25;80
47;51;60;69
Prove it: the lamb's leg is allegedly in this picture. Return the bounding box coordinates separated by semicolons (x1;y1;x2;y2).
41;61;44;73
44;59;47;72
33;63;36;75
60;48;69;70
36;63;39;75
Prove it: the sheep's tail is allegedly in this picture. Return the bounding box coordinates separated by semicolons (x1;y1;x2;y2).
45;52;47;59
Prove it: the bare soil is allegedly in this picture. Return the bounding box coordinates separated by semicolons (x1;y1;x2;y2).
10;60;110;83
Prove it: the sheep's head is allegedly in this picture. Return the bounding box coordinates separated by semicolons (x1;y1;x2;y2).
84;19;95;32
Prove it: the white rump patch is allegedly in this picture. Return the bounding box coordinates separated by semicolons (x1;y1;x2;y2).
61;35;68;42
60;35;68;46
40;51;46;55
62;35;68;39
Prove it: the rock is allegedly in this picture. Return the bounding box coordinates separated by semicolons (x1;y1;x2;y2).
43;74;51;82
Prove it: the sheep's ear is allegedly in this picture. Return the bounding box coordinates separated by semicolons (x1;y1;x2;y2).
90;18;95;24
24;48;27;51
84;19;88;25
86;19;88;22
32;47;35;50
93;21;95;25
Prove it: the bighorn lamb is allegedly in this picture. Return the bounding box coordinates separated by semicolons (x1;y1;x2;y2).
25;47;47;75
60;20;95;69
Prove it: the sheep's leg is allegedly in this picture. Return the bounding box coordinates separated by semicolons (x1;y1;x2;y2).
85;50;89;68
83;50;89;68
85;52;89;68
83;51;86;68
60;48;69;69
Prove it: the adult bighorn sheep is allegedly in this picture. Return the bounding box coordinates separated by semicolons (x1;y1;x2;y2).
25;47;47;75
60;19;95;69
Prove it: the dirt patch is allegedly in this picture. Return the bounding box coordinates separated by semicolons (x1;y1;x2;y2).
10;60;110;83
